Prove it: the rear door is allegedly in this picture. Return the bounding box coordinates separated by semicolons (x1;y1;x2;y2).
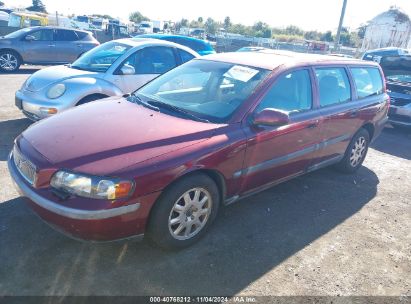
110;46;178;93
240;68;324;194
54;29;83;63
313;66;362;165
21;28;56;63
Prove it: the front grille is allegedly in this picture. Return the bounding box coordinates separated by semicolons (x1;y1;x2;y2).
390;97;411;107
13;146;37;185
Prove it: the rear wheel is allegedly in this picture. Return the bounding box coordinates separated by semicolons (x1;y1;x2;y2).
0;50;21;72
336;128;370;173
146;173;220;250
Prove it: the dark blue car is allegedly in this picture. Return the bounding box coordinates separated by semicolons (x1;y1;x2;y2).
362;47;410;62
134;34;216;56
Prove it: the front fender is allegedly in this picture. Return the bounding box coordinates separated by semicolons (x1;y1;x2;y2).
62;77;124;105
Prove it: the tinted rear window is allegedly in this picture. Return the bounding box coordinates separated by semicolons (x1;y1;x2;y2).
55;29;78;41
75;31;89;40
350;67;384;99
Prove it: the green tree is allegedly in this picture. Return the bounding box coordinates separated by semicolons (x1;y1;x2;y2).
224;16;231;30
304;30;321;41
197;17;203;24
129;11;149;24
284;25;304;36
320;31;334;42
26;0;47;13
357;24;367;40
252;21;272;38
180;18;189;27
205;17;217;34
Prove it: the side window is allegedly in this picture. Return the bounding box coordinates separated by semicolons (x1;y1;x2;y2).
350;67;383;99
256;69;312;113
55;29;79;41
315;67;351;107
134;47;177;74
75;31;88;40
178;49;195;63
28;29;53;41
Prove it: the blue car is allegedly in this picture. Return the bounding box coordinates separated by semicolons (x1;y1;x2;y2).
134;34;215;56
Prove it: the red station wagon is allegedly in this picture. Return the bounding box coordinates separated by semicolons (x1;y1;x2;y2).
8;51;389;249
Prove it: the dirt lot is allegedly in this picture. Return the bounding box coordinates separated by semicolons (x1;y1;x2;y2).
0;66;410;298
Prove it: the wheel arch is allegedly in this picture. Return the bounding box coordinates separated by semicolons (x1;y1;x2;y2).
0;48;23;61
361;123;375;140
76;93;110;105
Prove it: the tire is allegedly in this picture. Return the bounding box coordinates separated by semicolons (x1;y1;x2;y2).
335;128;370;174
146;173;220;250
0;50;21;72
76;94;108;106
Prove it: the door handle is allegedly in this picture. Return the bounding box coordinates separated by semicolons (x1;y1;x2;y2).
349;110;358;118
307;120;320;129
48;44;56;47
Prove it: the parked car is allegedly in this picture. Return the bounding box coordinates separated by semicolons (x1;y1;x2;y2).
15;38;199;120
0;26;99;72
8;51;389;249
379;55;411;128
134;34;216;56
362;47;410;62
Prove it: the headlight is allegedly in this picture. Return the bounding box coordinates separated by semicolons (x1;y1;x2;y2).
47;84;66;99
50;170;135;200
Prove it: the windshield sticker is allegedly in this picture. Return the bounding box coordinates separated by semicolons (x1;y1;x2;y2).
224;65;259;82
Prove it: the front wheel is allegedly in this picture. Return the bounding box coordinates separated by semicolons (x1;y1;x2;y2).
0;50;21;72
336;128;370;173
146;173;220;250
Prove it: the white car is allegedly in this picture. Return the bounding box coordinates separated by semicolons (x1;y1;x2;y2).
15;38;199;120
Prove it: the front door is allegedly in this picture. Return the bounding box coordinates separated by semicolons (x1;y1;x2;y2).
22;29;56;63
240;68;324;194
109;46;178;93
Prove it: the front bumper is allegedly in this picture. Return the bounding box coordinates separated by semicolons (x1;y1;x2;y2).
8;153;159;241
15;90;74;121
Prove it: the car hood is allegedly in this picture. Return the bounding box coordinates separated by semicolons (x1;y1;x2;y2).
24;65;102;92
22;97;224;175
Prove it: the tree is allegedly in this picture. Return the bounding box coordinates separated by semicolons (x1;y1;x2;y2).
357;23;367;40
304;30;321;41
284;25;304;36
224;16;231;30
252;21;272;38
197;17;203;24
205;17;217;34
320;31;334;42
26;0;47;13
0;1;4;7
129;11;149;24
180;18;188;27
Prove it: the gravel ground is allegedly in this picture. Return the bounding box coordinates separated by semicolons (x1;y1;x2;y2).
0;66;410;298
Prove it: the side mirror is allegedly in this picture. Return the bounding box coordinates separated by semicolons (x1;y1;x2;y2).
120;64;135;75
252;108;290;127
25;35;35;41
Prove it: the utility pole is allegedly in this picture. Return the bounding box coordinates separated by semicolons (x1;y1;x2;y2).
334;0;348;52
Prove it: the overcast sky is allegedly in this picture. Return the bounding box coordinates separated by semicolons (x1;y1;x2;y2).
7;0;411;32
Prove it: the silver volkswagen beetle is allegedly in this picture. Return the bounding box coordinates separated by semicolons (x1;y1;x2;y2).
15;38;199;120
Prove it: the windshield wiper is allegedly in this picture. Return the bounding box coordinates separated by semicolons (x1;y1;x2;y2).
128;94;159;111
146;99;209;123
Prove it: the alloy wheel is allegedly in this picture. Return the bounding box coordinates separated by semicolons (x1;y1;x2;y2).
350;136;366;167
168;187;212;240
0;53;18;71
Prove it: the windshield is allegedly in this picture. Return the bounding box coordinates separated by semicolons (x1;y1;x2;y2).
71;41;132;73
4;27;31;39
136;60;271;123
380;56;411;83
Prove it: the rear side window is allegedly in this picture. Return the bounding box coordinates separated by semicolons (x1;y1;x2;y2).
178;49;195;63
29;29;54;41
256;69;312;113
55;29;78;41
75;31;89;40
315;68;351;107
350;67;384;99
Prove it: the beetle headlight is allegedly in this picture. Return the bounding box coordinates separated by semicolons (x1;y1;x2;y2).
47;83;66;99
50;170;135;200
